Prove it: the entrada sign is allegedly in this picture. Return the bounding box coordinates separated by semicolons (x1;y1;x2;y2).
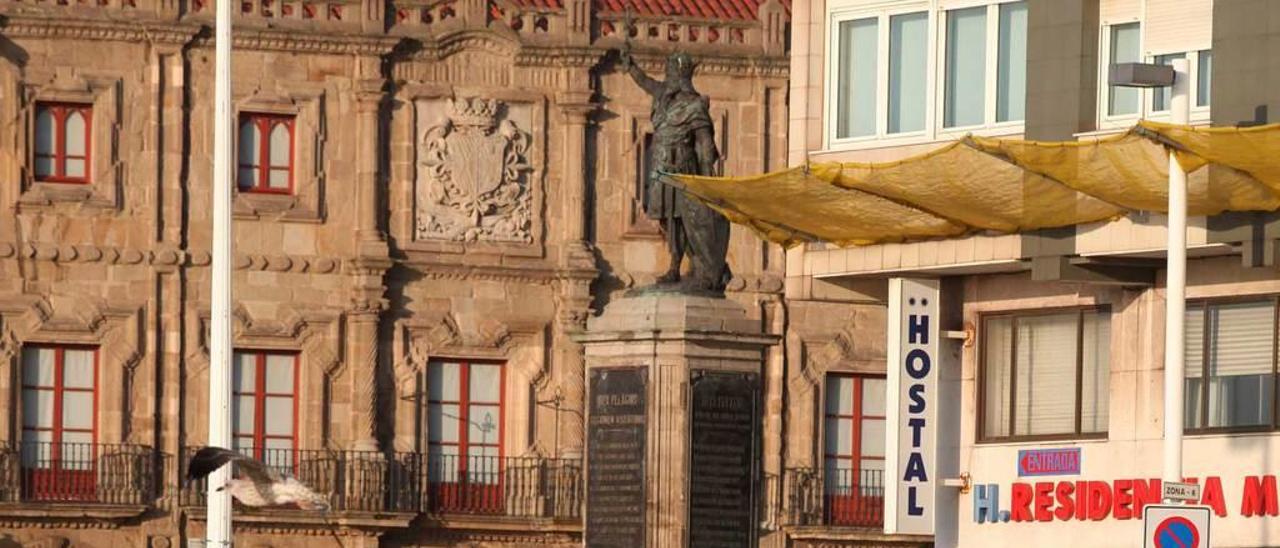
974;476;1280;523
1017;448;1082;477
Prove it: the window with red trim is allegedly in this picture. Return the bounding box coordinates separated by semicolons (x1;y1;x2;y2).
237;113;295;193
425;360;504;514
823;374;885;526
34;103;92;183
20;346;98;501
232;351;298;472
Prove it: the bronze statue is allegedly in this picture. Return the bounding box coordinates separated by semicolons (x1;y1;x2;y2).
619;44;732;294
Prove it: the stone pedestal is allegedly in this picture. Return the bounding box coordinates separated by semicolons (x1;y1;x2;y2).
575;292;778;548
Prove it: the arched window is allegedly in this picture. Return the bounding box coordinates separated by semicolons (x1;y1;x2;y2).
237;113;295;193
33;103;93;183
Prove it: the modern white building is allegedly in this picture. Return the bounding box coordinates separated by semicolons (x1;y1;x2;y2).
781;0;1280;546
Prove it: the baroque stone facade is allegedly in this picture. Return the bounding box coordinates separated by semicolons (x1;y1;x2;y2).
0;0;791;545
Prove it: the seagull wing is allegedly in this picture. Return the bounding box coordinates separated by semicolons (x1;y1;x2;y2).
186;446;281;484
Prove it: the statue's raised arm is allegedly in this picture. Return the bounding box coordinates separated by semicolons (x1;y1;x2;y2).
619;43;663;97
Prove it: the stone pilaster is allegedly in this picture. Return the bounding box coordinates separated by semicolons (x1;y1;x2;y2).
555;89;598;270
350;78;389;452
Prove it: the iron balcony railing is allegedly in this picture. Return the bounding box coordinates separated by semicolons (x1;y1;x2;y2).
179;447;424;513
0;441;157;505
782;467;885;528
424;453;582;519
178;447;583;520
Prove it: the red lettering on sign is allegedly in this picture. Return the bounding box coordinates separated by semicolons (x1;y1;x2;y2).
1034;482;1054;522
1112;479;1133;520
1086;481;1111;521
1075;481;1088;520
1132;478;1161;516
1242;475;1279;517
1054;481;1075;521
1011;483;1033;522
1201;476;1227;517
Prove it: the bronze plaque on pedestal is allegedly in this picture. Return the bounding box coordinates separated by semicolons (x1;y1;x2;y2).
586;367;648;548
689;370;760;548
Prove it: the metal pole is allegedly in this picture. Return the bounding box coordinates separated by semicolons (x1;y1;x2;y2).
1162;57;1190;500
206;0;234;541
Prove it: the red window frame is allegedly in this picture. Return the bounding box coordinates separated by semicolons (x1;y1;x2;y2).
232;351;300;470
34;102;93;184
823;373;885;527
20;345;100;501
425;359;506;514
237;113;296;194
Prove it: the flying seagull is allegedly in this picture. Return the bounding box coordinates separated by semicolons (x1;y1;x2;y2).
186;446;330;511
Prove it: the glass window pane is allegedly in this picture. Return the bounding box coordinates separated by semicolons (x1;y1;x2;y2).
63;350;95;389
1079;312;1111;433
469;363;502;403
428;403;460;442
234;395;256;435
862;378;886;416
944;7;987;128
35;157;54;178
239;119;259;166
23;390;54;428
238;167;258;190
1151;53;1185;112
264;396;294;436
268;169;289;189
233;436;254;454
1015;313;1080;436
65;111;86;156
233;353;257;393
824;417;853;456
888;12;928;133
468;404;501;445
429;445;460;482
22;431;54;468
35;108;56;155
64;159;86;178
22;348;55;387
1205;301;1275;428
264;354;294;393
62;392;94;429
824;458;854;494
996;1;1028;122
263;438;294;473
825;376;854;415
860;418;886;458
61;432;94;470
1108;23;1141;116
982;317;1013;437
1197;50;1212;107
428;362;461;401
269;122;290;168
835;17;879;139
1184;305;1205;428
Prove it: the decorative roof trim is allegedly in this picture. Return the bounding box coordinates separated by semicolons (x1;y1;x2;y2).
0;15;199;44
190;27;403;55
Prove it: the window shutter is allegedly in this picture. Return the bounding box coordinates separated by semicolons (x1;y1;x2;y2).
1206;301;1274;377
1014;313;1079;436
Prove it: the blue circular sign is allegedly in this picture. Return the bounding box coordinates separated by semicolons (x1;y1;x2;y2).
1153;516;1200;548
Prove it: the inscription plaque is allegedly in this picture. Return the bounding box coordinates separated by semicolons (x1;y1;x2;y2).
689;370;760;548
587;367;647;548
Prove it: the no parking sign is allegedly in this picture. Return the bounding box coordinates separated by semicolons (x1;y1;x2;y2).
1144;505;1211;548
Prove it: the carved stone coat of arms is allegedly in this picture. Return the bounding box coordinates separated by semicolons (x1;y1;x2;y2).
415;97;533;243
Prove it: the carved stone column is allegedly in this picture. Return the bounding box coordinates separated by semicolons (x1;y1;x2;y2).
555;90;597;270
355;80;387;250
350;77;389;452
347;291;387;452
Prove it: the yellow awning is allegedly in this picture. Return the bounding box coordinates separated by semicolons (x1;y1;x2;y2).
667;121;1280;248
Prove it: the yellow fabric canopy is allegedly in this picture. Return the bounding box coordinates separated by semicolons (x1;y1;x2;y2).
666;120;1280;248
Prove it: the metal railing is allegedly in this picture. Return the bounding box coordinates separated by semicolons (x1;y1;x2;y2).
0;441;156;505
782;467;885;528
179;447;424;512
178;448;583;519
424;454;582;519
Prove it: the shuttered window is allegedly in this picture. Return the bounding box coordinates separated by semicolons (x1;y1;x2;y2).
1185;299;1276;431
981;308;1111;441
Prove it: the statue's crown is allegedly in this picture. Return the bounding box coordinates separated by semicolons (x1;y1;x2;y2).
448;97;498;128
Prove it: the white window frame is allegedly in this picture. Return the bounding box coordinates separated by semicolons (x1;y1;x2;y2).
1097;21;1212;130
824;0;1027;151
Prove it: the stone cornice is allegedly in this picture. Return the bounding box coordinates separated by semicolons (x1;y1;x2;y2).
0;14;200;45
189;26;402;55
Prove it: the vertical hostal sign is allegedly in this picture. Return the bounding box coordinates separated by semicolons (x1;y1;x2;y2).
885;278;939;535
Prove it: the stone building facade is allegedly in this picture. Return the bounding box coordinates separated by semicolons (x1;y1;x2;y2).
0;0;792;545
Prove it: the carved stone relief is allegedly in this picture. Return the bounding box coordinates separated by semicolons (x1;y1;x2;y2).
415;97;534;243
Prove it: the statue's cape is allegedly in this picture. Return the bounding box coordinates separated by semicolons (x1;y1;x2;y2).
654;93;713;138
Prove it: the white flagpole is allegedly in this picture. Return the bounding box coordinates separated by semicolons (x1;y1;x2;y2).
1162;57;1190;500
206;0;234;541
